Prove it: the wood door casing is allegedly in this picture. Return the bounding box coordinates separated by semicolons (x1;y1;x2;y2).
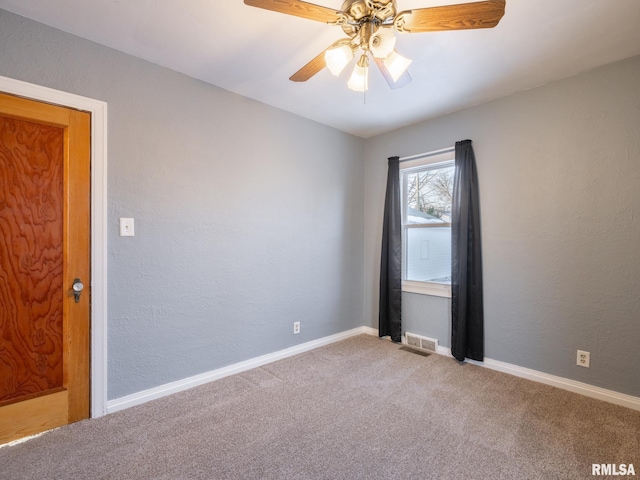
0;92;90;444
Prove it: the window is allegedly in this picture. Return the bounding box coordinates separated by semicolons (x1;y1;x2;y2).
400;150;455;297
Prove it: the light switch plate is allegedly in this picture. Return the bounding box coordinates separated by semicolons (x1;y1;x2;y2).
120;218;135;237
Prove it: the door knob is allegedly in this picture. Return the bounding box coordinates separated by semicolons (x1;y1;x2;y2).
72;278;84;303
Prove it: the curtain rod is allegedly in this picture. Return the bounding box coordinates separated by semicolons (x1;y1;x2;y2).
399;146;454;163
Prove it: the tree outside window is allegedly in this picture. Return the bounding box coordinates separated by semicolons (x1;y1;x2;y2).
402;161;454;284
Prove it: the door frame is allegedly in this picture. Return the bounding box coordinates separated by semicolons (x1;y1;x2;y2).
0;75;108;418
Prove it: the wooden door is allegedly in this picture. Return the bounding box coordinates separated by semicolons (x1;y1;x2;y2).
0;92;90;444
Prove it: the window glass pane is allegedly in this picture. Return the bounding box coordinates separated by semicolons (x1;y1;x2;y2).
405;166;454;224
406;227;451;284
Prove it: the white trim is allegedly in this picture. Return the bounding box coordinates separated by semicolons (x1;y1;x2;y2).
436;346;640;412
364;329;640;411
0;76;109;418
402;280;452;298
108;326;640;414
361;326;379;337
400;148;455;171
107;327;370;414
400;150;455;289
400;146;455;163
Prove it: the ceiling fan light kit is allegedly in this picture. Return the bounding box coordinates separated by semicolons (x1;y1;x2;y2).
244;0;506;92
325;44;355;76
369;28;396;59
347;54;370;92
384;50;412;82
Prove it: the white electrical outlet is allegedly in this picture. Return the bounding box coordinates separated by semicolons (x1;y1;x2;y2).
577;350;590;368
293;322;300;335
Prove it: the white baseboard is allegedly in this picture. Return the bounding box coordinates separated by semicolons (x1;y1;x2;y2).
107;326;640;414
361;326;379;337
107;327;370;414
372;329;639;411
435;346;640;412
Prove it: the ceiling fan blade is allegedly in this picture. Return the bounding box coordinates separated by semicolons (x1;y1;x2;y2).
396;0;505;33
290;50;327;82
244;0;341;23
373;56;412;90
290;39;356;82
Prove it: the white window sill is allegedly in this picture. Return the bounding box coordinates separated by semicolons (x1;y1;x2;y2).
402;280;452;298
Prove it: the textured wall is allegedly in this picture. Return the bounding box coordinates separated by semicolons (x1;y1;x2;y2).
0;10;365;400
3;7;640;402
364;55;640;397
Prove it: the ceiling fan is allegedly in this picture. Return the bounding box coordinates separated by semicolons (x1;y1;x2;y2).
244;0;506;92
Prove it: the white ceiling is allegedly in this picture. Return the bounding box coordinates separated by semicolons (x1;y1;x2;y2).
2;0;640;138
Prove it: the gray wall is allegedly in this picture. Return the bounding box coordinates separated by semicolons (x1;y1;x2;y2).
2;7;639;402
364;55;640;397
0;10;365;400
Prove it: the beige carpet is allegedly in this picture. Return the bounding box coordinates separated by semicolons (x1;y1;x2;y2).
1;334;639;479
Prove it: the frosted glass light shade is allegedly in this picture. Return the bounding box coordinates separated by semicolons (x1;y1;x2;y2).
370;28;396;59
384;51;412;82
347;55;369;92
324;45;353;76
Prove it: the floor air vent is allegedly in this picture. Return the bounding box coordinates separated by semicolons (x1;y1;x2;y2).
399;346;431;357
405;332;439;354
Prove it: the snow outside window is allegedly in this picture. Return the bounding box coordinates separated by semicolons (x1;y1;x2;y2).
401;151;454;297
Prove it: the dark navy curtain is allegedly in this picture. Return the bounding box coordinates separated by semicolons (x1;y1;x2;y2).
379;156;402;342
451;140;484;361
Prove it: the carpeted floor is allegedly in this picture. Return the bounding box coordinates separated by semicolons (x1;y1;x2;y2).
1;334;639;479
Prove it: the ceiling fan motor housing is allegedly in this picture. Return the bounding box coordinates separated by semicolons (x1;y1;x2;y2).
340;0;397;37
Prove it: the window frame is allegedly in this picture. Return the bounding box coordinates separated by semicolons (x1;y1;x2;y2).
400;149;455;298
